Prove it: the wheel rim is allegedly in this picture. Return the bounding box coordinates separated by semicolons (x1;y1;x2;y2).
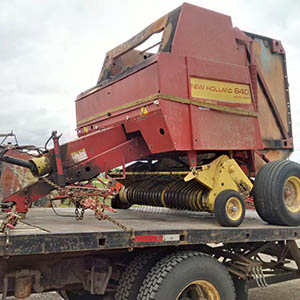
177;280;221;300
284;176;300;213
225;196;242;221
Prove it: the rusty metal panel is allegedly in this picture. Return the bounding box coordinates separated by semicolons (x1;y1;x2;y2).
0;151;37;199
245;32;293;167
97;6;181;84
251;34;292;144
256;83;282;141
97;14;168;83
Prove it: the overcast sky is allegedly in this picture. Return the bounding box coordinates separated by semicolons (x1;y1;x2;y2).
0;0;300;161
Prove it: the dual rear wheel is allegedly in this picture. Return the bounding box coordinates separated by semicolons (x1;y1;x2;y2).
116;251;237;300
59;251;248;300
57;290;105;299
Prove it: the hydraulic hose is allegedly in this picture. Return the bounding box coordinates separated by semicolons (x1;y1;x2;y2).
0;155;38;175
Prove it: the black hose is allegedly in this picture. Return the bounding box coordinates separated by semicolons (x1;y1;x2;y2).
0;155;37;174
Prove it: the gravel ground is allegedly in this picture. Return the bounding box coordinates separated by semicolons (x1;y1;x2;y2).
2;279;300;299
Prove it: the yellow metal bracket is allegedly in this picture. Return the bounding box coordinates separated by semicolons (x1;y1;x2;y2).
184;155;253;212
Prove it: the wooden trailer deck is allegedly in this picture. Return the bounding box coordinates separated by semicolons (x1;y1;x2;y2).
0;208;300;257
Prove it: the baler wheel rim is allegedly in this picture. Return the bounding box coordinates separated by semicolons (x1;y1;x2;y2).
214;190;245;227
284;176;300;213
225;197;243;221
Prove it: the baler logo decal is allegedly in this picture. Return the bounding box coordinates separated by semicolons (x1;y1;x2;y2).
190;78;252;104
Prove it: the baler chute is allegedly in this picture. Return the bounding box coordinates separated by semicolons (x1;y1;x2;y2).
1;3;298;227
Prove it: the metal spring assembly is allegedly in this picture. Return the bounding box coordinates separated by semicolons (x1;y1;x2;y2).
119;177;208;211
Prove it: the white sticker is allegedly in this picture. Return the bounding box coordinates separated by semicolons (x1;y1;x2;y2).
162;234;180;242
71;148;88;163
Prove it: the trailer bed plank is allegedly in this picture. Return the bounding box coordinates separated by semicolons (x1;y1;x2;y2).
0;208;299;256
5;208;265;233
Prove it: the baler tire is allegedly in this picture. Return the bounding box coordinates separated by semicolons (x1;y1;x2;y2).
115;251;167;300
137;251;236;300
253;160;300;226
214;190;245;227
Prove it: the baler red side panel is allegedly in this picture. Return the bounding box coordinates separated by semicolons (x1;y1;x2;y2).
186;57;263;150
124;109;176;153
61;126;129;168
158;53;192;151
157;101;192;151
64;136;151;182
187;57;252;86
189;108;261;150
171;3;244;66
76;61;159;128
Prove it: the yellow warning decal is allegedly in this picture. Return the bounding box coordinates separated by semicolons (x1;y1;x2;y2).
190;77;252;104
140;106;148;115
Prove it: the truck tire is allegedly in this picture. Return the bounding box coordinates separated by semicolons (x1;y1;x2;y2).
253;160;300;226
214;190;245;227
115;251;166;300
137;251;236;300
232;274;248;300
57;290;104;300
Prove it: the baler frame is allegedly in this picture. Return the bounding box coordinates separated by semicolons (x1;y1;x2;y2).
0;3;297;229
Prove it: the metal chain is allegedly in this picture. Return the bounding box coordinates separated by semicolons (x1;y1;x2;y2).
96;212;135;251
40;177;62;191
80;208;85;220
75;207;85;221
0;212;21;233
40;176;136;250
96;212;131;232
75;206;79;220
3;226;11;258
41;176;112;195
42;177;86;221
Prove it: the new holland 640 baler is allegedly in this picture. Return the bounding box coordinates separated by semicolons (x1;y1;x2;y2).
0;3;298;227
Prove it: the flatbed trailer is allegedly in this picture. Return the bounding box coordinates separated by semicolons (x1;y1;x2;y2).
1;208;300;300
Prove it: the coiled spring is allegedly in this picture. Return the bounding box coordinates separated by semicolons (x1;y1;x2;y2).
120;177;207;211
